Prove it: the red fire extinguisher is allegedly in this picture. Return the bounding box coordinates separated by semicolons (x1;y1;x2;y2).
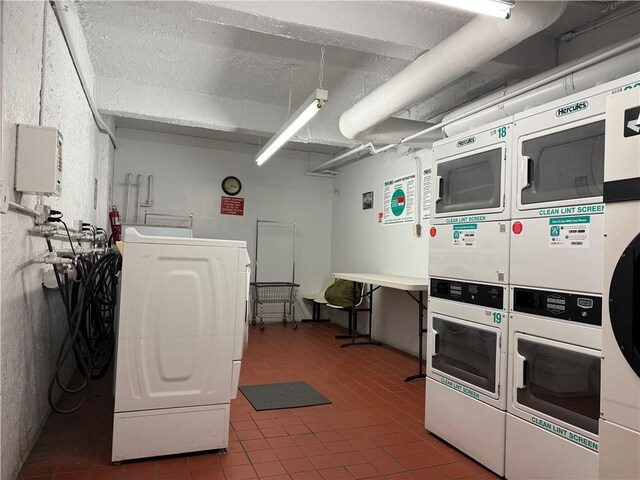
109;205;122;242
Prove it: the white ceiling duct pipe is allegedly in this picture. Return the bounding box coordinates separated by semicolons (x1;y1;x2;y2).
355;118;442;147
443;43;640;136
339;1;568;141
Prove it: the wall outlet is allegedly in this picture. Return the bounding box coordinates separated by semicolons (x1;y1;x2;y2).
0;185;8;214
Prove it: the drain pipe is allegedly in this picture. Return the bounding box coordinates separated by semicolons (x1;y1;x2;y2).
339;1;568;141
124;173;133;223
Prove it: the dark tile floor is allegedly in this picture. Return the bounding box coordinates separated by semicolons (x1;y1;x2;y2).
18;322;499;480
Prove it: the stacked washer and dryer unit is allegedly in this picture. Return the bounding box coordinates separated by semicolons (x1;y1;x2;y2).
112;228;251;462
426;119;514;476
505;74;639;480
426;73;640;479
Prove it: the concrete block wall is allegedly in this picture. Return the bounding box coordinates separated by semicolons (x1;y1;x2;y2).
1;2;115;478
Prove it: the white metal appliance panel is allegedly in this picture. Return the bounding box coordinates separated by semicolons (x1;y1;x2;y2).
112;404;229;462
429;221;510;284
426;378;506;476
604;86;640;183
511;73;639;219
506;414;598;479
598;421;640;480
507;314;601;454
123;227;245;248
600;200;640;430
509;213;604;294
115;242;239;412
431;118;512;225
233;259;251;362
600;87;640;432
427;298;508;410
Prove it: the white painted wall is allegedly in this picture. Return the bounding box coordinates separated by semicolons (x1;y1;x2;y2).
331;147;431;357
0;1;4;471
112;128;334;311
1;2;115;478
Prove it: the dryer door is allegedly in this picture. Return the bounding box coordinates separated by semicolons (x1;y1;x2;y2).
434;145;505;219
511;334;600;447
115;243;239;412
429;314;501;401
608;233;640;377
516;119;605;212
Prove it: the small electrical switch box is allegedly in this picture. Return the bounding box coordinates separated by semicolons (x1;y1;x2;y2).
15;124;63;196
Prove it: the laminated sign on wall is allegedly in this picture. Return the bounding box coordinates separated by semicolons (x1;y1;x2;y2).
422;168;432;221
383;174;416;225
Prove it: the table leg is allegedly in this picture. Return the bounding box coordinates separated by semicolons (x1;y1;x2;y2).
405;290;427;382
341;283;382;348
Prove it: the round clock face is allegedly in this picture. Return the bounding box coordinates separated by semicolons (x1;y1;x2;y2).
222;176;242;196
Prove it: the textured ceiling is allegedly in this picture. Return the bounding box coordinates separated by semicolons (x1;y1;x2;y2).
77;1;635;149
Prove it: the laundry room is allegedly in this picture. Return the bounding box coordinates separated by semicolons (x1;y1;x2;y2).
1;1;639;480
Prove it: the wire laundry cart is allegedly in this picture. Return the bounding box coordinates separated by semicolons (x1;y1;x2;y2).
251;219;299;331
251;282;300;331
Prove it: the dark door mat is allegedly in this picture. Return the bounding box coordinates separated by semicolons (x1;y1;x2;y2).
239;381;331;411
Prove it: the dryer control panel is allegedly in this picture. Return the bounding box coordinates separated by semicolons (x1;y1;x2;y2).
430;278;504;310
512;287;601;326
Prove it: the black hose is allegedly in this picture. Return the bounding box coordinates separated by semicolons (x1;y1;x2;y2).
47;245;121;414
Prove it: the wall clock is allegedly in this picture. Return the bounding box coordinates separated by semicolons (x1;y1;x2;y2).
221;176;242;196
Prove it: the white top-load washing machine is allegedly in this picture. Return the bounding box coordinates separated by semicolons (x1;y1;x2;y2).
599;87;640;480
112;228;250;462
426;279;509;476
429;118;513;285
510;73;639;295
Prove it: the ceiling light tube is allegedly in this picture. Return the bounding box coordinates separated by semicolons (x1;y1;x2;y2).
425;0;514;19
256;88;328;166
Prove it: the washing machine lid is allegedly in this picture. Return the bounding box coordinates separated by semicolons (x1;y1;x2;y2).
124;227;246;248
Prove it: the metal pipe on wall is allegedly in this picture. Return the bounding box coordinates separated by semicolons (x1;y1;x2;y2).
51;1;117;148
124;173;133;223
402;36;640;144
442;42;640;136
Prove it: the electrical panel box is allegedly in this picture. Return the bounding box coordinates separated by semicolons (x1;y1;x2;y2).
15;124;63;196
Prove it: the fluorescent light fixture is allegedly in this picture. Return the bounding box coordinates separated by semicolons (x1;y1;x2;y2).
256;88;328;166
425;0;514;19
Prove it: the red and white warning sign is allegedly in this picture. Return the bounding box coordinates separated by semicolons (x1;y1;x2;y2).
221;196;244;216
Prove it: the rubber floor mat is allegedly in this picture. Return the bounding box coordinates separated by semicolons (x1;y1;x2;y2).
239;381;331;411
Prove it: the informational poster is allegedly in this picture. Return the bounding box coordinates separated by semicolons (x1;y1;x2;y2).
383;174;416;225
220;196;245;216
422;168;432;221
452;223;477;248
549;216;590;248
